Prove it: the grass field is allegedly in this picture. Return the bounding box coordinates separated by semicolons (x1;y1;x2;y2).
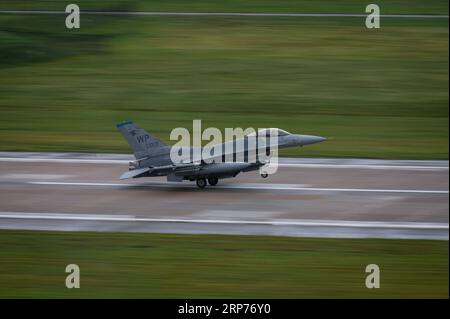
0;1;448;159
1;0;449;14
0;230;447;298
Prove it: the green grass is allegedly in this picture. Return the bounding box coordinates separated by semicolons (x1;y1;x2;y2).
1;0;449;14
0;1;448;159
0;230;447;298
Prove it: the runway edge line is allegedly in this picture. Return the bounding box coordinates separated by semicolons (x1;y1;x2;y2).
0;212;448;240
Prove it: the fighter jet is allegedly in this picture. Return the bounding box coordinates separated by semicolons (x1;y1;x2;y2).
116;121;325;188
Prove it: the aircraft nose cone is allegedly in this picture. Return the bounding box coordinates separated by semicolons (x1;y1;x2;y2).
298;135;326;146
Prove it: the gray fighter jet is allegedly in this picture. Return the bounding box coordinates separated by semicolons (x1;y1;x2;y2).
116;121;325;188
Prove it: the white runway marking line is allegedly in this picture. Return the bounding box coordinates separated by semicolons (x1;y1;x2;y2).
0;212;447;230
28;181;449;194
0;157;128;164
0;157;447;171
1;174;72;180
0;11;448;19
279;163;449;171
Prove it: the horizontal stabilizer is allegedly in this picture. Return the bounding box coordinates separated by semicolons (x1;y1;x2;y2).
120;167;150;180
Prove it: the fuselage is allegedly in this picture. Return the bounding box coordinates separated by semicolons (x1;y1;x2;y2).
130;133;325;180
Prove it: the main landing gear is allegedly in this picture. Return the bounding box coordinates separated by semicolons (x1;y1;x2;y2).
196;178;207;188
208;177;219;186
196;177;219;188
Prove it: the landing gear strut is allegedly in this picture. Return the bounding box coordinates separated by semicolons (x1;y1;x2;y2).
196;178;207;189
208;177;219;186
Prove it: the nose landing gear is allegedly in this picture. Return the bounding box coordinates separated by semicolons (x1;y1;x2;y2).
260;172;269;178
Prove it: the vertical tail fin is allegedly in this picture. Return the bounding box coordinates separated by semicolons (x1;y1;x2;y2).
116;121;167;159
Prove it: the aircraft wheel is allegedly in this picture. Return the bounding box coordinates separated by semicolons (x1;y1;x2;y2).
261;173;268;178
196;178;207;189
208;177;219;186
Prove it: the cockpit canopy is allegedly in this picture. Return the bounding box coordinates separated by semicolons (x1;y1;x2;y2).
246;128;291;137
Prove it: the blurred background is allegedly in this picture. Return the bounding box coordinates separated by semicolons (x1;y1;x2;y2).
0;1;448;298
0;0;448;159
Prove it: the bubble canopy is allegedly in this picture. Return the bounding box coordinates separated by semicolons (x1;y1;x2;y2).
246;128;291;137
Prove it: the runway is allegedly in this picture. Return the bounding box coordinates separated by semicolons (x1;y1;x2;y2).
0;152;448;239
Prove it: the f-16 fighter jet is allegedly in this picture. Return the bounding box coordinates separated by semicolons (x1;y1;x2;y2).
116;121;325;188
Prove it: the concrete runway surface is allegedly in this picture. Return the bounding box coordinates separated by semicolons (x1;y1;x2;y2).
0;152;448;239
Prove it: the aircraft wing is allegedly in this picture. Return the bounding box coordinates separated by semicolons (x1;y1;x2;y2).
120;163;201;180
120;161;260;180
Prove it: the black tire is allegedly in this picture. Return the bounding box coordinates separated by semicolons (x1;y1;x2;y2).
208;177;219;186
196;178;207;188
261;172;268;178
